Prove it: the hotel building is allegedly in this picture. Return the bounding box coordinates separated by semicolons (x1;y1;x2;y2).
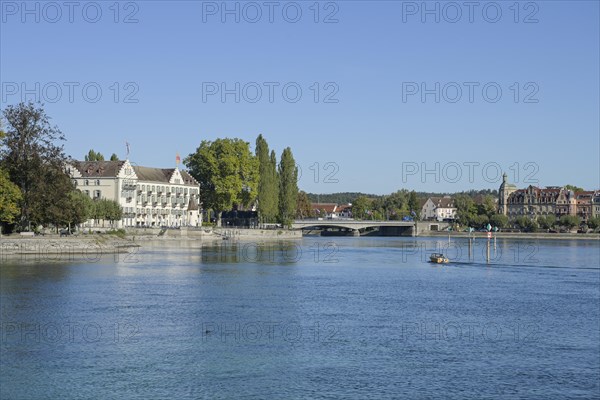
67;159;200;228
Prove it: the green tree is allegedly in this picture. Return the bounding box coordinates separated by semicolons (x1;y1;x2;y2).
454;194;477;227
184;138;258;226
91;198;122;227
383;190;410;219
371;210;384;221
270;150;279;213
110;153;119;161
92;198;107;225
471;214;490;228
490;214;508;229
587;216;600;230
278;147;298;227
1;102;69;230
0;168;22;230
65;190;94;229
515;216;538;232
478;195;497;218
408;191;420;219
296;190;313;219
351;196;372;220
255;135;279;223
85;149;105;161
559;215;580;230
28;167;78;232
537;215;556;230
105;199;123;226
565;184;584;192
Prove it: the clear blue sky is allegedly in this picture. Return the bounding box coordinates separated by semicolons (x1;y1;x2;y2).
1;0;598;194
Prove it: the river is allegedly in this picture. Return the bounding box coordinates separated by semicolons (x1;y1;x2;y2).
1;237;599;399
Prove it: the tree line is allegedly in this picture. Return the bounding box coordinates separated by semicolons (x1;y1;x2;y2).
0;103;122;233
306;189;498;206
85;149;119;161
348;190;420;221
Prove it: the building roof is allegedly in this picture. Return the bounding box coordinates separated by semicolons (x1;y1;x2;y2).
181;170;199;186
435;197;455;208
133;166;174;182
71;161;126;177
512;186;561;195
312;203;338;213
71;160;199;186
424;196;455;209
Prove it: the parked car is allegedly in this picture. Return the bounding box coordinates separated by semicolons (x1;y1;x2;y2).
59;229;71;237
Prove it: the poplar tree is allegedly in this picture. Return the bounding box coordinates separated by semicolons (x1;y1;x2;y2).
270;150;279;215
278;147;298;227
255;135;279;224
85;149;105;161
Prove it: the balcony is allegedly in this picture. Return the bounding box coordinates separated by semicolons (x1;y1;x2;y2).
122;180;137;190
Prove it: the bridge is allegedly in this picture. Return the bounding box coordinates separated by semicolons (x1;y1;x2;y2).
291;219;416;236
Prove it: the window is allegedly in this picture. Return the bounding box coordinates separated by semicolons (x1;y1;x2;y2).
94;190;101;198
85;179;89;186
96;180;100;186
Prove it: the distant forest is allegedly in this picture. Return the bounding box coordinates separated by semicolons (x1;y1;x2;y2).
307;189;498;204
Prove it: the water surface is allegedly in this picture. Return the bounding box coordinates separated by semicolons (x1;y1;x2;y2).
1;237;599;399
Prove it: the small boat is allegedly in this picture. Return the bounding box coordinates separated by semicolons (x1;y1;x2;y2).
430;253;449;264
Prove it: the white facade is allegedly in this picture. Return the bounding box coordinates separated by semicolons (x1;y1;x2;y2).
421;198;437;220
421;197;457;221
68;160;200;228
434;206;457;221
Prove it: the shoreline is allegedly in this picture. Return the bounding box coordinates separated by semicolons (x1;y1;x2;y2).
1;229;597;255
419;231;600;241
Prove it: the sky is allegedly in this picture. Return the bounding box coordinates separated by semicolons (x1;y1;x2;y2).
1;0;599;195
